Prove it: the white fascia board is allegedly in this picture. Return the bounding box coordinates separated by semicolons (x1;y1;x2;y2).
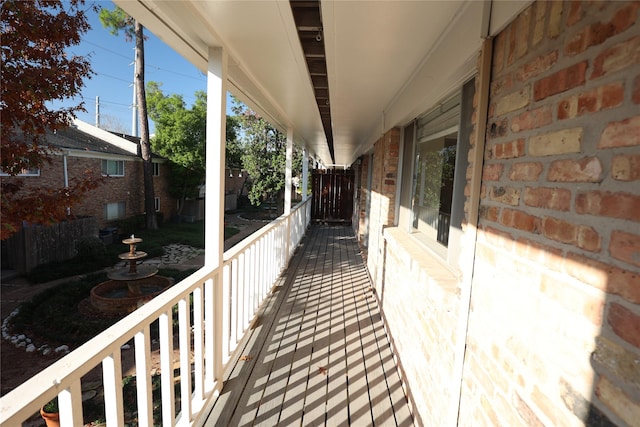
73;119;139;155
64;149;138;162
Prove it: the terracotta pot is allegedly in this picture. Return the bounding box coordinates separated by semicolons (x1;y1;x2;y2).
40;407;60;427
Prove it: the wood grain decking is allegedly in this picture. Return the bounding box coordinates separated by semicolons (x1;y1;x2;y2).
204;225;414;426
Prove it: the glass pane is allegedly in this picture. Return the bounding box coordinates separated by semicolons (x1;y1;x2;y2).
412;131;457;246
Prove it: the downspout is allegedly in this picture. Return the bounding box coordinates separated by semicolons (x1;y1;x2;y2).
63;151;70;215
451;3;493;425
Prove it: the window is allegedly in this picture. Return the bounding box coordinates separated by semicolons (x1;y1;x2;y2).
0;167;40;176
104;202;125;220
101;160;124;176
400;77;475;265
154;197;160;212
152;162;160;176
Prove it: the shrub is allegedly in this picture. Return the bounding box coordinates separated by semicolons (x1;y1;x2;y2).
74;236;107;260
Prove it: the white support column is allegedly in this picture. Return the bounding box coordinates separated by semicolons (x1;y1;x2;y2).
284;127;293;215
205;46;227;268
205;46;227;385
302;148;309;202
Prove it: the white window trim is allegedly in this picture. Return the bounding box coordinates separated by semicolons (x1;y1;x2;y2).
101;159;125;177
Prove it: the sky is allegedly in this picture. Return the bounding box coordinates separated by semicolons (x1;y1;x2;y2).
55;1;211;135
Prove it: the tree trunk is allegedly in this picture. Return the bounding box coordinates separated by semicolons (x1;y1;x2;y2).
135;21;158;230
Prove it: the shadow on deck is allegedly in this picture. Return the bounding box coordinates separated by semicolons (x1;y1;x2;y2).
205;225;414;426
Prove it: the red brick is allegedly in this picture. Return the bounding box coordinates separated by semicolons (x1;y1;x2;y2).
565;3;639;57
493;139;525;159
557;83;624;121
501;208;540;233
534;61;588;101
567;1;583;27
633;75;640;104
483;164;504;181
480;205;500;223
547;157;603;183
490;74;514;97
510;106;553;132
591;35;640;79
576;191;640;222
542;216;578;244
598;116;640;148
612;154;640;181
517;51;559;82
578;225;601;252
610;230;640;267
607;303;640;348
564;252;640;304
509;162;544;181
523;187;571;211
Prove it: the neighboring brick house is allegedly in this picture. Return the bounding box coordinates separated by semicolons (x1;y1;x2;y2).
3;120;176;230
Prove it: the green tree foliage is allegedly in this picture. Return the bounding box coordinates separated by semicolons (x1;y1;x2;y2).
146;83;240;212
1;0;101;239
231;98;302;206
99;6;158;229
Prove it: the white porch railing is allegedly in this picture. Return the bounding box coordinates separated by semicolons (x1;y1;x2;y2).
0;199;311;427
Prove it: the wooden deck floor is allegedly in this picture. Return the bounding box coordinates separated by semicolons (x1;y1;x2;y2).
204;225;414;426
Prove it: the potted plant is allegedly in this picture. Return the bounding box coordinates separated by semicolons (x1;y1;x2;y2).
40;397;59;427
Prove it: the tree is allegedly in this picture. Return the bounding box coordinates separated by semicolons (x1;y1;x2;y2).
1;0;101;239
146;82;240;214
231;98;302;207
99;6;158;230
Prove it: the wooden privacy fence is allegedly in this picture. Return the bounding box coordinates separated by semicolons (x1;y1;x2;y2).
2;216;98;273
311;169;355;223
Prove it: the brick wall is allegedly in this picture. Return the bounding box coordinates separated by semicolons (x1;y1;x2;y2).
366;129;400;287
4;154;176;230
462;1;640;426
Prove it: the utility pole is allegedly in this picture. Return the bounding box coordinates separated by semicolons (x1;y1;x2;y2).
131;49;138;137
95;96;100;128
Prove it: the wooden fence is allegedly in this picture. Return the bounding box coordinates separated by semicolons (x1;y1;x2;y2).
2;217;98;273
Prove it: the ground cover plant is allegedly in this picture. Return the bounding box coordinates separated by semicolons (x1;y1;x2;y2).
27;220;239;284
11;269;196;346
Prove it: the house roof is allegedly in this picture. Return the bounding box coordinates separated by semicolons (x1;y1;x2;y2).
114;0;530;167
44;124;137;157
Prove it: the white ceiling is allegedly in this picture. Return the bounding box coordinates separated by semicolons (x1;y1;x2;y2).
115;0;529;167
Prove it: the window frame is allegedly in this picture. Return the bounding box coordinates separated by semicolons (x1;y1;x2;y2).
101;159;125;177
398;77;476;270
152;162;160;176
104;201;126;220
0;167;40;176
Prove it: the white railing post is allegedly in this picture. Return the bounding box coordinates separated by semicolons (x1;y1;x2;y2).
192;285;205;404
285;127;293;216
102;352;125;427
134;327;153;427
302;148;309;202
178;297;192;422
204;278;215;392
58;381;82;427
159;310;176;426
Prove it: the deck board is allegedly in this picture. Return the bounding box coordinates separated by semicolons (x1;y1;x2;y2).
204;225;414;426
